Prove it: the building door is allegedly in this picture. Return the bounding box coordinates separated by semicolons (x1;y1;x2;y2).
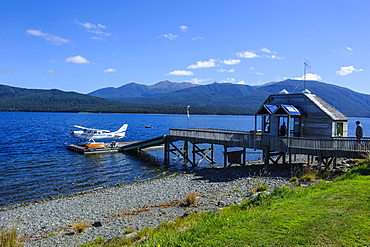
279;116;301;137
278;117;288;136
290;117;301;137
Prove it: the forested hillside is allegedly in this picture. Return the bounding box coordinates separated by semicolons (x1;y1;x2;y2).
0;84;246;115
2;79;370;117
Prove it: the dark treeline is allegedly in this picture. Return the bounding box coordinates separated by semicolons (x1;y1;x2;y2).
0;84;253;115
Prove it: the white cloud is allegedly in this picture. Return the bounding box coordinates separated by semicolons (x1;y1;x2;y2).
187;59;217;69
192;36;204;40
91;37;104;41
26;29;70;45
179;25;189;32
75;20;111;40
222;59;241;65
236;51;259;58
158;33;178;41
1;67;16;73
219;78;246;84
266;55;284;60
75;21;106;30
292;73;322;81
333;47;355;54
104;68;117;73
185;78;211;84
249;67;264;75
336;65;363;76
65;55;90;64
166;70;194;76
218;68;235;73
220;78;236;83
261;47;272;53
249;71;264;75
43;70;59;75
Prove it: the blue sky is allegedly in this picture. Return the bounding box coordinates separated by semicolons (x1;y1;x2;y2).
0;0;369;94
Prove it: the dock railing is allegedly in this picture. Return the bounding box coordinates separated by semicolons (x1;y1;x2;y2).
169;128;259;148
169;128;370;159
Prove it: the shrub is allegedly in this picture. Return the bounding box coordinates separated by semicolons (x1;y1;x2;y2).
80;237;107;246
256;183;268;192
0;228;17;247
182;192;199;206
241;193;271;208
123;228;135;235
300;172;317;182
270;186;292;198
337;163;370;180
290;176;299;183
72;221;89;233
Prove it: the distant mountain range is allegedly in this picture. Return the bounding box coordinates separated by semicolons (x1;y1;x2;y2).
89;80;197;98
1;79;370;117
88;79;370;117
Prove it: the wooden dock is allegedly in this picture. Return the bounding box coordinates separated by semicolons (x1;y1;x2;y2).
165;128;370;169
66;128;370;170
66;141;140;154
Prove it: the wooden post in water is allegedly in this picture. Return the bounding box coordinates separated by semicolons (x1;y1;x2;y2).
224;145;228;168
211;144;214;163
263;146;270;169
183;141;189;162
242;147;247;166
164;139;170;166
192;142;196;167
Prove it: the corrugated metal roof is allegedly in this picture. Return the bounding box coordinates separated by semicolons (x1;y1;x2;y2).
304;93;348;120
257;93;348;121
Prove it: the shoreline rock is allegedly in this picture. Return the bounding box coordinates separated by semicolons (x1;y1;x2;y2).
1;155;358;247
0;166;290;247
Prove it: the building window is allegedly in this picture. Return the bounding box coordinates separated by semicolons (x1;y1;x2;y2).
264;115;271;133
335;122;343;136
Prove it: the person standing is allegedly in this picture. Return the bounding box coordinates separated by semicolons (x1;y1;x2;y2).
279;122;287;136
356;121;363;143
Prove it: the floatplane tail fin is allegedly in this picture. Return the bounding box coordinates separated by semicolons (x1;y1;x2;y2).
114;124;128;133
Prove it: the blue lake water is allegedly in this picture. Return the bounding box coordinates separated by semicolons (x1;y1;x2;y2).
0;112;369;207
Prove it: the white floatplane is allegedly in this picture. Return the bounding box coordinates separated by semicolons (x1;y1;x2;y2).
71;124;128;142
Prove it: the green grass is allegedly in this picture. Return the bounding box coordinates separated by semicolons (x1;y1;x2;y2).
83;163;370;246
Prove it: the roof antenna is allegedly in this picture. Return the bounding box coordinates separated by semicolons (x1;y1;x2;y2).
303;59;311;91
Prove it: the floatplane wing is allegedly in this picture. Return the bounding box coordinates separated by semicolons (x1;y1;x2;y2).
73;125;110;132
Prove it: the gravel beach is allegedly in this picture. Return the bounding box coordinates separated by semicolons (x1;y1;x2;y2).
0;166;291;247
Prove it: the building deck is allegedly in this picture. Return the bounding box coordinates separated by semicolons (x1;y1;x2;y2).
166;128;370;168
